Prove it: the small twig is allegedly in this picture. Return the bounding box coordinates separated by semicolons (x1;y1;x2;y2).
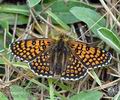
24;14;32;34
99;0;120;27
91;78;120;90
0;74;25;89
3;29;6;49
30;8;44;35
112;56;120;64
12;14;18;42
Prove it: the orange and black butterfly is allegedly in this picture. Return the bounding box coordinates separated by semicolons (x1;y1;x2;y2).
10;35;112;81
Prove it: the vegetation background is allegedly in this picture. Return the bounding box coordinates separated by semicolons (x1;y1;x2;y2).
0;0;120;100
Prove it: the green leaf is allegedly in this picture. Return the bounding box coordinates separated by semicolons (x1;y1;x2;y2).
0;92;8;100
0;19;13;37
0;4;29;16
70;7;106;36
27;0;41;7
46;10;70;31
51;0;95;24
51;0;95;12
70;90;103;100
97;27;120;53
0;13;28;25
10;85;36;100
0;20;9;31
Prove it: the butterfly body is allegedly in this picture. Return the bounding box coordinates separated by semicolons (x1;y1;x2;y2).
11;35;112;81
51;38;68;75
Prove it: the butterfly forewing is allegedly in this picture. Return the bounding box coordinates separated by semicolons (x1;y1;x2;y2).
11;38;54;61
28;50;54;77
67;40;112;69
61;53;87;81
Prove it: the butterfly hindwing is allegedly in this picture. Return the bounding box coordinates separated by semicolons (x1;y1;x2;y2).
61;53;87;81
11;38;53;62
67;40;112;69
28;50;54;78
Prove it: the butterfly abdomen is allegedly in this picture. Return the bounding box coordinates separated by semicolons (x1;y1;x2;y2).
52;38;68;75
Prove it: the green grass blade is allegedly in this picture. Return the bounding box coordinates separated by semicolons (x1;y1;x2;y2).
90;70;102;86
27;0;41;7
48;79;54;100
46;10;70;31
0;4;29;16
30;79;67;100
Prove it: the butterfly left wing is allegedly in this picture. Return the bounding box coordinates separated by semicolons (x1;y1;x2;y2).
28;50;54;78
61;53;87;81
10;38;54;62
67;40;112;69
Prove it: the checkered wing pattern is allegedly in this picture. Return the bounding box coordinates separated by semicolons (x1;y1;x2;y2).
10;36;112;81
61;53;87;81
11;39;53;62
67;40;112;69
28;50;54;78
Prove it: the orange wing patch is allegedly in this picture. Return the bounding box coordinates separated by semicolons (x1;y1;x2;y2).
29;50;53;77
67;40;112;69
11;38;53;61
61;53;87;81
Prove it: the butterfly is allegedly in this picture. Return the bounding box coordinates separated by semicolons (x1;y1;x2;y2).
10;35;112;81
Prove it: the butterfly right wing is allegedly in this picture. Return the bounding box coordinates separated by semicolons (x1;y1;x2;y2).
10;38;54;62
67;40;112;69
61;52;87;81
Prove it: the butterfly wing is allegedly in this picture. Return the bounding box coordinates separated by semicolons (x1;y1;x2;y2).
61;53;87;81
28;50;54;78
11;38;54;62
67;40;112;69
